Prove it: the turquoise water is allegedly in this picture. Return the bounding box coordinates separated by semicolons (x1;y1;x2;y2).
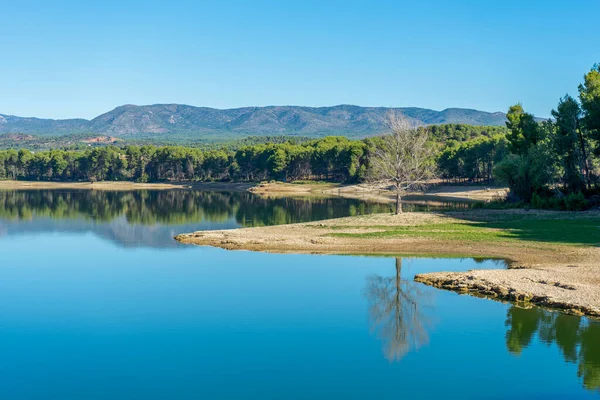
0;190;598;399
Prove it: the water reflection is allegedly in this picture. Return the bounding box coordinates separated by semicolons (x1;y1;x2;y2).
401;195;479;212
0;190;390;247
505;305;600;392
364;258;434;361
1;190;599;398
0;190;392;225
363;256;600;394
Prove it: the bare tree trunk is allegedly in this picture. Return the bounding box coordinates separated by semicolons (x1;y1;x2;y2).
395;186;402;214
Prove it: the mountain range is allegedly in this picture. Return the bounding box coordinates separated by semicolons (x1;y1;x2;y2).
0;104;508;140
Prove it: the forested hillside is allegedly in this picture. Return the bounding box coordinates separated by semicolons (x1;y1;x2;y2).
0;104;508;140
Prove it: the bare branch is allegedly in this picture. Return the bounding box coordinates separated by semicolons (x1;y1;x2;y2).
368;112;437;213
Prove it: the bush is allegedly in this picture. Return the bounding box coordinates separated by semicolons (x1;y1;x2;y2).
531;192;545;209
136;174;149;183
493;146;554;202
531;191;588;211
565;192;587;211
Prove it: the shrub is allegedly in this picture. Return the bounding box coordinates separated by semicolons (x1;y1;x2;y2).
565;192;587;211
531;192;545;209
530;191;588;211
136;174;149;183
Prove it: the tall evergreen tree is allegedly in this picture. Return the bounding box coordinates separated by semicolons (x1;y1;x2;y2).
551;95;588;191
505;104;541;155
579;64;600;155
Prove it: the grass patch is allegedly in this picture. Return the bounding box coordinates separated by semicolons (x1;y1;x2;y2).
335;252;508;261
290;180;335;185
487;218;600;246
331;223;504;241
329;216;600;247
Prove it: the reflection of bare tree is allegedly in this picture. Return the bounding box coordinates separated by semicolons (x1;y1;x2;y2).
505;306;600;392
364;258;433;361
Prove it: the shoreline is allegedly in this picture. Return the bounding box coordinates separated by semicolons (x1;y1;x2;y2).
0;180;255;191
414;271;600;318
0;180;507;202
175;210;600;318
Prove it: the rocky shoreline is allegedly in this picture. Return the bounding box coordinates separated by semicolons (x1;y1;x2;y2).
415;269;600;318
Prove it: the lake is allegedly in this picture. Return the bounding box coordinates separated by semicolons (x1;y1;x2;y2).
0;189;598;399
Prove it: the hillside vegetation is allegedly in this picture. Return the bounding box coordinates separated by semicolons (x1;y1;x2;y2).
0;104;508;140
0;125;509;185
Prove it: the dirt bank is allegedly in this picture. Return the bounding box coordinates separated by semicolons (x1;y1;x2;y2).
176;210;600;317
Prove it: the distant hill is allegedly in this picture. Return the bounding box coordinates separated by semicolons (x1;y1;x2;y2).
0;104;509;139
0;114;89;136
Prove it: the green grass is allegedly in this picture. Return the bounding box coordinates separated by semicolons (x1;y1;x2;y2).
335;252;508;261
290;180;334;185
329;215;600;247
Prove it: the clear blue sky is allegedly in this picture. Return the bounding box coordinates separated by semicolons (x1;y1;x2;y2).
1;0;599;119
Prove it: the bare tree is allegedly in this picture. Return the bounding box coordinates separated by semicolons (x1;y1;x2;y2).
369;112;436;214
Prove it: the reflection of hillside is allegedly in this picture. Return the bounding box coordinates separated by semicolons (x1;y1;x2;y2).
0;189;390;248
505;306;600;392
0;216;240;248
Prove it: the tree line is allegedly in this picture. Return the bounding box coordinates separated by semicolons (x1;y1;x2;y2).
0;137;366;183
0;130;498;184
493;64;600;206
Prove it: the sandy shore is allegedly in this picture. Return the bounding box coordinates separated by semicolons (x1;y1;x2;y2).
250;181;507;201
176;210;600;317
0;180;507;204
325;182;507;202
0;181;254;191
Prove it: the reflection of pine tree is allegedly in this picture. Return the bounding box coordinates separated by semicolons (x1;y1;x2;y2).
538;313;581;363
505;306;544;355
364;258;433;362
579;323;600;392
505;305;600;392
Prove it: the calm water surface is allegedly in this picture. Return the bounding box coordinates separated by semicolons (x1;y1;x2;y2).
0;190;598;399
